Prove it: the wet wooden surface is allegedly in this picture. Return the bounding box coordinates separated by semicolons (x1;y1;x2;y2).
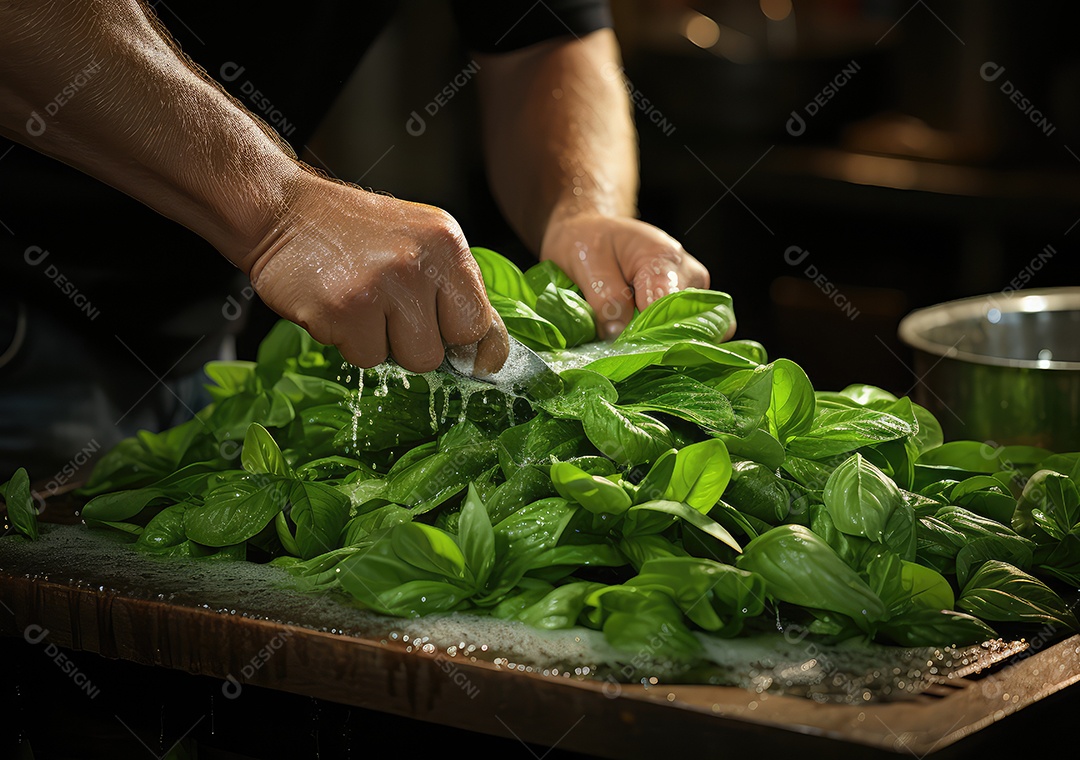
3;501;1080;758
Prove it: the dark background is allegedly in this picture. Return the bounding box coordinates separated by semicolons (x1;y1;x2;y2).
295;0;1080;393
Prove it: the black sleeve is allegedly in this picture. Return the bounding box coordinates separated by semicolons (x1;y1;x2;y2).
449;0;612;53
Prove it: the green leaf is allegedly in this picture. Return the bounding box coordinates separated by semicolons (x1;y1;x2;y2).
341;504;413;547
583;340;758;383
633;449;677;505
534;369;617;421
900;560;954;611
712;364;774;436
337;535;470;616
628;499;742;553
878;609;997;647
184;480;286;547
917;441;1002;473
664;439;732;512
488;293;565;351
822;453;903;542
626;557;766;635
459;484;495;588
1014;469;1080;540
135;503;189;550
723;460;791;524
205;360;258;402
1;468;38;540
617;289;734;347
736;524;887;632
959;560;1079;630
581;397;672;466
391;522;468;581
534;283;596;347
81;487;168;523
241;423;291;477
515;582;605;629
956;536;1034;589
585;585;703;661
289;481;350;560
550;462;632;516
471;246;535;305
524;259;577;295
785;407;917;460
617;370;738;436
766;359;815;443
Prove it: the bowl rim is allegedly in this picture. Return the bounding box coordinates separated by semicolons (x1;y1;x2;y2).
897;286;1080;370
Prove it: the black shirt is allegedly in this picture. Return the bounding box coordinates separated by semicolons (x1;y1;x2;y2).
0;0;611;375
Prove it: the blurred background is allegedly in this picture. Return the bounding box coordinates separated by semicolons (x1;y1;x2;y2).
296;0;1080;393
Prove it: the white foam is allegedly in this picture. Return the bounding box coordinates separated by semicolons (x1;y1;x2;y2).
0;525;1022;702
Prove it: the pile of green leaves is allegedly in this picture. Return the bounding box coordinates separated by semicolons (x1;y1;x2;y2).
4;247;1080;668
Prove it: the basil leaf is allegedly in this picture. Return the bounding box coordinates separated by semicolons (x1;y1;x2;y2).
767;359;815;443
1;468;39;540
879;609;996;647
471;246;534;305
534;283;596;348
959;560;1079;630
184;480;286;547
723;460;791;523
617;289;734;347
241;422;291;477
458;484;495;588
822;453;903;542
617;370;738;436
524;259;577;296
515;581;605;629
551;462;632;516
289;481;350;560
628;500;741;553
585;586;703;661
581;398;672;466
785;407;916;460
488;293;565;351
736;524;887;631
663;439;732;512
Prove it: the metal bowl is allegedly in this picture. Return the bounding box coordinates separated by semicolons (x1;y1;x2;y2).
897;287;1080;451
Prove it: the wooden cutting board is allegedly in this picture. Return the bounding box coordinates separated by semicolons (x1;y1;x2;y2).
2;512;1079;758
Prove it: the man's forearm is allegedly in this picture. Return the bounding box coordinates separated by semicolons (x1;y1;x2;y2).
475;28;638;252
0;0;301;267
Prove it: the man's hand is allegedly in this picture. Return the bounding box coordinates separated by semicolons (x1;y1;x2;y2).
475;29;723;342
540;213;712;340
245;173;508;373
0;0;508;375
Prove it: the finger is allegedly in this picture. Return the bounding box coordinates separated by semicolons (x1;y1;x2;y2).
473;309;509;376
570;256;636;341
630;250;710;311
383;280;444;373
435;253;492;347
332;305;390;369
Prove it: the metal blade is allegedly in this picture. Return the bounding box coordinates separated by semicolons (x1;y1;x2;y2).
442;335;564;400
